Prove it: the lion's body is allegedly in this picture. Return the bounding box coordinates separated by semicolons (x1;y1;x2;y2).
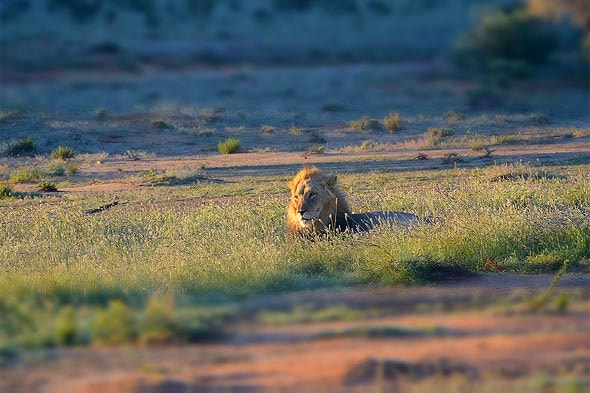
287;166;423;237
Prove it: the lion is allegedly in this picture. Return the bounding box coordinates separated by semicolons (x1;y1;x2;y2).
287;166;421;237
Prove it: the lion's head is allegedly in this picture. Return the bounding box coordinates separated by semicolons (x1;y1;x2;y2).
286;166;352;236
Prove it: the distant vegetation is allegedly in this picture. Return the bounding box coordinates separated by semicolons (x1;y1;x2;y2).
217;137;241;154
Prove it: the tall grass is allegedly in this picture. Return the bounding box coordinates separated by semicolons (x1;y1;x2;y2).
1;166;587;305
0;165;588;354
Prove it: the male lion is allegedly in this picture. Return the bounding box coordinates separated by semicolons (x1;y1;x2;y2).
287;166;421;237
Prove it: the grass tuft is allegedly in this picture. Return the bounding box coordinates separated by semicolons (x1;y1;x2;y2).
37;181;58;192
383;112;403;132
349;116;381;131
51;146;75;160
0;136;35;157
217;137;241;154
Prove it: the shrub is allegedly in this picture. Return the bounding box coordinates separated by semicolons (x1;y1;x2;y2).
443;111;465;123
51;146;75;160
349;116;380;131
426;127;454;143
383;112;403;132
90;300;137;346
261;125;277;134
454;9;557;75
37;181;58;192
0;182;12;198
217;137;240;154
0;136;35;157
9;168;40;183
151;119;170;129
95;108;107;119
308;144;325;153
54;306;77;346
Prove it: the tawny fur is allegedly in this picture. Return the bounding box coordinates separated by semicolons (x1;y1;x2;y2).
286;166;424;237
286;166;351;236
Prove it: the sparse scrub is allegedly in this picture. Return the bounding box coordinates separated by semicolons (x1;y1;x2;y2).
529;113;550;125
360;140;377;151
45;162;66;176
0;182;13;198
290;125;304;135
308;144;325;153
51;146;75;160
151;119;170;129
349;116;380;131
383;112;403;132
453;8;557;76
0;110;21;123
426;127;454;145
261;125;277;134
9;167;40;183
95;108;107;119
217;137;241;154
37;181;57;192
0;136;35;157
443;111;465;123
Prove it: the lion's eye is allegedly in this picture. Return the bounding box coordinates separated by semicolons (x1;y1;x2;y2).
309;192;317;198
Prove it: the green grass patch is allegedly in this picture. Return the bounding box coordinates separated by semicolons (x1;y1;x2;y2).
51;145;75;160
9;167;40;183
217;137;241;154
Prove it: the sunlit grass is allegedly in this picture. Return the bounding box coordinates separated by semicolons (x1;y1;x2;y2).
0;164;588;354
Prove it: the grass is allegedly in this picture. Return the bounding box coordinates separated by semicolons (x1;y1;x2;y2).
51;145;75;160
37;181;57;192
0;164;588;355
349;116;381;131
0;136;35;157
383;112;403;132
0;182;12;198
217;137;240;154
9;167;40;183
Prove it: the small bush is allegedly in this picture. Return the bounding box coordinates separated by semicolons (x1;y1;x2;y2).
0;136;35;157
217;137;240;154
261;125;277;134
95;108;107;119
51;146;75;160
308;144;325;153
9;168;40;183
443;111;465;123
0;110;21;123
426;127;454;144
383;112;403;132
37;181;58;192
0;182;12;198
349;116;381;131
151;119;170;129
454;9;557;75
360;140;377;151
45;162;66;176
290;125;305;135
90;300;137;346
54;306;77;346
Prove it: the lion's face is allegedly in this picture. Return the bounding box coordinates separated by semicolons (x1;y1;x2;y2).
288;173;337;231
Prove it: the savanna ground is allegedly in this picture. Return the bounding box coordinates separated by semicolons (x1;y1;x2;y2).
1;0;590;392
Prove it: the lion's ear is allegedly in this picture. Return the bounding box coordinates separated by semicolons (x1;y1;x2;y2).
326;175;337;187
